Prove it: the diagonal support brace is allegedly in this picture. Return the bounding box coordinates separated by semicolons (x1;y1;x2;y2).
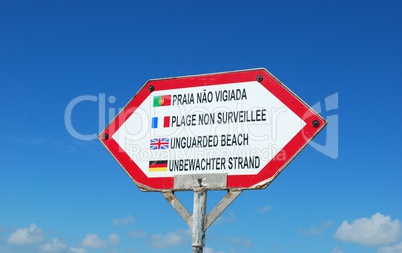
161;189;243;230
205;189;242;229
161;191;192;228
161;189;242;253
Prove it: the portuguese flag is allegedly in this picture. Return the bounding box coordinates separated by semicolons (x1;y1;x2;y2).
149;160;168;172
153;95;171;107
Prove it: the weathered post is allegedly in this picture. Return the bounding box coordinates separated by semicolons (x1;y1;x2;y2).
192;187;207;253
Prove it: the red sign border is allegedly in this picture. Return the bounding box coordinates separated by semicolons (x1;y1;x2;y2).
99;68;327;191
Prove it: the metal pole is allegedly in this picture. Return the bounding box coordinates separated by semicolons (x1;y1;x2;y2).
192;187;207;253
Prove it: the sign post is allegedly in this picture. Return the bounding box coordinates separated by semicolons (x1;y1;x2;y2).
99;68;327;251
192;187;206;253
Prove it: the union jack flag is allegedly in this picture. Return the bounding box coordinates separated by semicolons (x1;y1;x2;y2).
150;138;169;150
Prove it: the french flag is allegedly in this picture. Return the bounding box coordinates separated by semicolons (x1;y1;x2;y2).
152;116;170;128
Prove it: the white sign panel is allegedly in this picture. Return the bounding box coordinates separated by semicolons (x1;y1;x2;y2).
113;81;305;178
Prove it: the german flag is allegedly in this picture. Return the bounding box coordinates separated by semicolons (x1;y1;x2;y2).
149;160;168;172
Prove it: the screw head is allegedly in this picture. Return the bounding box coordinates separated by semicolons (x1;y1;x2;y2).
312;120;320;128
148;85;154;92
103;134;109;140
256;74;263;82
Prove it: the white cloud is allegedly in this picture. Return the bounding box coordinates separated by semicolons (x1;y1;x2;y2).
128;230;147;238
113;215;134;226
204;247;225;253
70;247;87;253
81;233;120;249
82;234;105;249
335;213;401;246
216;211;235;224
204;248;214;253
149;229;190;248
256;205;273;213
7;224;43;244
108;233;120;245
329;247;344;253
228;237;252;247
378;242;402;253
300;220;334;236
40;238;68;252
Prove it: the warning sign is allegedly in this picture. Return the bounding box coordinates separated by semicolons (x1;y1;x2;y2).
99;69;326;191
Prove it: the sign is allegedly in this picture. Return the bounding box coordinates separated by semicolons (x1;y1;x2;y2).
99;68;327;191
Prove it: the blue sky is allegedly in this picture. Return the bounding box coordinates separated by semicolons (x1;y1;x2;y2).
0;0;401;253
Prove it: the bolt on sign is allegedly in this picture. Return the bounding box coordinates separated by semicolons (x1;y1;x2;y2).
99;68;327;191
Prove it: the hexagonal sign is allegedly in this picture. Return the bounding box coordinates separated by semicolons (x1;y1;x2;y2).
99;68;327;191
